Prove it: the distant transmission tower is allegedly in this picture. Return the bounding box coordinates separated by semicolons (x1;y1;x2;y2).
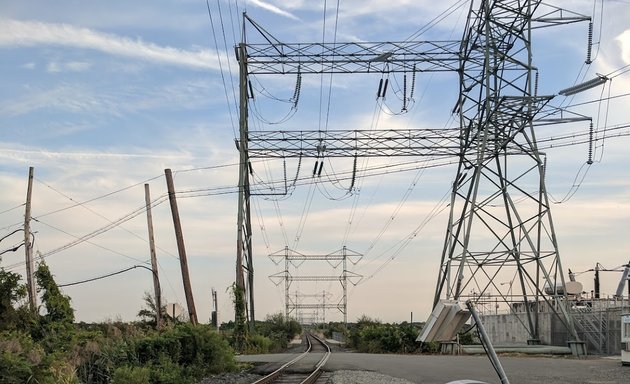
234;0;591;350
269;247;362;324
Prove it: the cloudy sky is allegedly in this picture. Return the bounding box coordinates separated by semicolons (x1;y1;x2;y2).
1;0;629;325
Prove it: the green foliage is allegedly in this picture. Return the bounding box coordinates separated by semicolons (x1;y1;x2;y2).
245;334;273;354
112;366;150;384
0;269;34;332
137;291;175;329
36;262;74;326
321;322;346;339
230;283;247;352
252;313;302;352
0;265;238;383
419;340;440;353
347;316;420;354
131;324;237;381
457;329;477;345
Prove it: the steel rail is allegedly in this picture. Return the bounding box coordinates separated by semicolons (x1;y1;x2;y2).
252;333;331;384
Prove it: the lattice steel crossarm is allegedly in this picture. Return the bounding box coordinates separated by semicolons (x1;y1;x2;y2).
247;129;462;158
242;40;463;75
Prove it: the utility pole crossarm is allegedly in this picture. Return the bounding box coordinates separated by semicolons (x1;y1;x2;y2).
242;40;462;74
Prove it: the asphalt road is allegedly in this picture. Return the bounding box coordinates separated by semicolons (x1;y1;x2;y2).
237;352;628;384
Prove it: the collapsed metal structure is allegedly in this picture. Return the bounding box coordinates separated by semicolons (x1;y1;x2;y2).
234;0;591;347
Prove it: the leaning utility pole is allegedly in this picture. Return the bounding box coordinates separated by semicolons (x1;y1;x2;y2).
165;168;198;325
144;183;163;329
24;166;37;311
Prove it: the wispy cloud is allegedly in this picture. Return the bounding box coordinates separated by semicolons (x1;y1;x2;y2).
0;146;193;163
249;0;300;20
0;79;217;117
47;61;92;73
0;19;220;70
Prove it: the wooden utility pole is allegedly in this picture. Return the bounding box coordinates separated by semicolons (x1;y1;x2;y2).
164;169;198;325
144;183;163;329
24;166;37;311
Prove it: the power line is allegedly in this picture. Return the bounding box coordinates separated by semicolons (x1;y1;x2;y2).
35;174;163;219
58;264;154;288
0;203;25;217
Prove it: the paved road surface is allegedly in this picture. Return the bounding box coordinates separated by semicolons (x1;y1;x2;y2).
238;352;627;383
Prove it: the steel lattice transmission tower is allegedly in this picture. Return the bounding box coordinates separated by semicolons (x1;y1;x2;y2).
433;0;588;346
269;247;362;324
235;0;589;346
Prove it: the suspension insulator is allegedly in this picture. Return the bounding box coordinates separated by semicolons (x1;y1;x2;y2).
248;80;255;100
317;161;324;177
292;71;302;107
248;161;254;175
586;22;594;64
402;74;408;112
376;78;383;99
349;156;358;192
312;161;319;176
410;64;416;99
534;71;539;97
382;79;389;98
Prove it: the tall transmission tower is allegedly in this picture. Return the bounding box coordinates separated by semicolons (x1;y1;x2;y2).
433;1;589;348
234;0;591;348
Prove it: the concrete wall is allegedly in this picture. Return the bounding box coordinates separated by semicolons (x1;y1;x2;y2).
480;312;553;345
480;307;625;355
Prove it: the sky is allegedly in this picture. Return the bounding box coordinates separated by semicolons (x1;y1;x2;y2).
1;0;630;326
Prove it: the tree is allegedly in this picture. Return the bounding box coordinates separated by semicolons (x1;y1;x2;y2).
137;291;172;327
0;268;29;331
35;262;74;326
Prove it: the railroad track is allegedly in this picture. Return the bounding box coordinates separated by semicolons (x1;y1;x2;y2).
252;333;332;384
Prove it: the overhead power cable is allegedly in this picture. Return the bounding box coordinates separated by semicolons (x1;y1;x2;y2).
58;264;154;288
35;174;163;219
36;195;169;259
0;203;25;217
206;0;238;138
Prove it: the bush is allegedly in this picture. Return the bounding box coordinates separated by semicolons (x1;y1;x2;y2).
0;264;239;383
112;366;150;384
245;334;273;354
346;316;420;354
251;313;302;353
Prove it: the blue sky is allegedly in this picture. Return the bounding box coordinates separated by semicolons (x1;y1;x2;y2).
1;0;630;325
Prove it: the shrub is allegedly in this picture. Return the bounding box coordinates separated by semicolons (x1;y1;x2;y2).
112;366;150;384
346;316;421;354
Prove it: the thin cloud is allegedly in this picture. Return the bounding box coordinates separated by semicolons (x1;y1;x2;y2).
47;61;92;73
0;149;191;163
0;19;220;70
249;0;300;20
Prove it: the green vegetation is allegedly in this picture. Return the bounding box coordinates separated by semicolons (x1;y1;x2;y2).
0;264;239;384
346;316;420;353
221;312;302;354
324;315;476;354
